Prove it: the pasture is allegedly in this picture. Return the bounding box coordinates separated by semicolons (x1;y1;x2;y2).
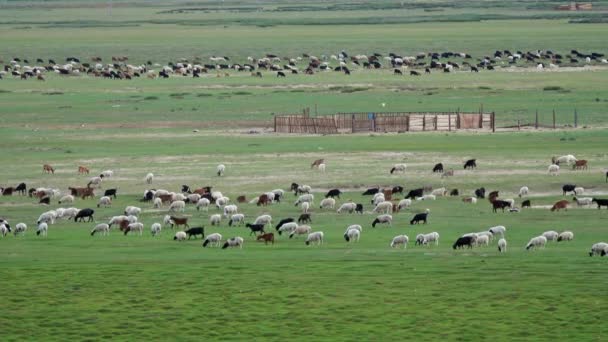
1;0;608;340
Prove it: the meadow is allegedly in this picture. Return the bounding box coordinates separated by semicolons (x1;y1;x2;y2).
1;1;608;341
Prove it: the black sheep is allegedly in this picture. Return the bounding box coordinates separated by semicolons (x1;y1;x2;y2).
410;210;429;225
325;189;342;199
592;198;608;209
475;187;486;199
185;227;205;239
453;236;475;249
103;188;118;199
464;159;477;169
15;182;26;195
362;187;379;196
450;189;459;196
405;188;423;200
74;208;95;222
245;223;265;235
522;200;531;208
297;214;311;224
562;184;576;196
141;190;154;202
432;163;444;173
355;204;364;214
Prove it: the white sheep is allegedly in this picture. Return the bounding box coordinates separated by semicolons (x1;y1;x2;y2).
223;204;238;218
127;215;138;223
372;193;385;205
344;228;360;243
186;193;201;204
228;214;245;226
301;201;310;214
36;222;48;237
548;164;560;175
100;170;114;178
554;154;577;166
203;233;223;247
215;196;230;208
431;187;447;196
372;214;392;228
145;172;154;184
397;199;412;210
90;223;110;236
289;225;312;239
278;222;298;235
62;208;79;220
169;200;186;212
222;236;244;249
390;235;409;249
498;238;507;253
271;189;285;200
217;164;226;177
211;191;224;200
542;230;559;242
476;231;494;241
174;231;187;241
373;201;393;214
416;194;436;201
574;187;584;195
254;215;272;226
296;185;312;194
557;231;574;242
294;194;314;206
346;224;363;232
14;223;27;236
58;195;75;205
153;197;163;209
337;202;357;214
390;163;407;174
124;206;141;216
97;196;112;208
488;225;506;237
319;198;336;209
518;186;529;197
196;198;210;211
526;236;547;250
210;214;222;226
462;197;477;204
154;189;170;197
415;232;439;246
126;222;144;236
573;197;593;206
150;223;162;236
88;176;103;188
589;242;608;256
305;231;324;246
172;193;187;202
0;224;8;237
37;210;57;225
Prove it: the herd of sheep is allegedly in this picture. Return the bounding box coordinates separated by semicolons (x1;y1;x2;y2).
0;153;607;257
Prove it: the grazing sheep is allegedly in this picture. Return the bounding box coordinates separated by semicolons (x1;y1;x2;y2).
475;234;490;247
228;213;245;226
416;194;436;201
319;198;336;209
397;199;412;210
390;163;407;174
453;235;476;249
294;194;314;206
203;233;223;247
589;242;608;256
174;231;187;241
431;187;447;196
222;204;238;218
525;236;547;250
14;223;27;236
90;223;110;236
305;231;324;246
415;232;439;246
462;197;477;204
0;224;8;237
336;202;356;214
574;187;584;195
372;193;386;205
145;172;154;184
557;231;574;242
186;193;201;204
217;164;226;177
37;210;57;225
390;235;409;249
498;238;507;253
254;214;272;226
210;214;222;226
373;201;393;214
410;209;430;225
298;213;312;223
97;196;112;208
222;236;244;249
58;195;75;205
301;201;310;214
100;170;114;178
289;225;312;239
125;222;144;236
34;222;48;237
518;186;529;198
124;206;141;216
488;225;506;237
185;227;205;239
150;223;162;236
153;197;163;209
553;154;577;166
215;196;230;208
87;176;103;188
196;198;211;211
542;230;559;242
344;227;361;243
548;164;560;175
278;222;298;235
573;197;593;206
372;214;392;228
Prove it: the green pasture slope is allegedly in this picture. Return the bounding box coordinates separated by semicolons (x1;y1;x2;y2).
1;0;608;340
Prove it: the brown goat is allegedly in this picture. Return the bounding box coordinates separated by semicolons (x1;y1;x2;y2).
256;233;275;245
311;159;324;169
43;164;55;174
551;200;569;212
572;160;588;170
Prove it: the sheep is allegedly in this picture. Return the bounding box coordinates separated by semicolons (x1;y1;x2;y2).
589;242;608;256
87;176;103;188
174;231;187;241
223;205;238;218
186;193;201;204
172;193;187;202
168;200;186;212
12;223;27;236
58;195;75;205
410;209;430;225
301;201;310;214
518;186;529;198
317;163;326;172
37;210;57;225
337;202;357;213
278;222;298;235
305;231;324;246
145;173;154;184
216;164;226;177
542;230;559;242
343;227;361;243
254;214;272;226
390;163;407;174
222;236;244;249
372;214;392;228
415;232;439;246
397;199;412;210
35;222;48;237
295;184;312;195
202;233;223;247
462;197;477;204
319;198;336;209
153;197;163;208
0;224;8;237
228;213;245;226
390;235;409;249
196;198;211;211
548;164;560;175
553;154;577;166
294;194;314;206
110;215;130;228
373;201;393;214
150;223;162;236
125;222;144;236
215;196;230;208
211;191;224;200
573;197;593;206
574;187;584;195
498;238;507;253
372;192;385;205
210;214;222;226
475;234;490;247
90;223;110;236
416;194;436;201
431;187;447;197
557;231;574;242
97;196;112;208
124;206;141;216
488;225;506;237
476;231;494;241
100;170;114;178
289;225;312;239
525;236;547;250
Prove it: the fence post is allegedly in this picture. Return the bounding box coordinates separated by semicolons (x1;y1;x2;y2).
574;108;578;128
423;115;426;131
492;112;495;133
518;119;520;131
372;113;377;132
535;110;538;129
553;109;556;129
434;115;438;130
406;115;410;131
448;113;451;131
289;117;293;133
274;115;277;132
351;114;355;133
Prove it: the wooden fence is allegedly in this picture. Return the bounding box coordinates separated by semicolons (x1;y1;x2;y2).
274;111;495;134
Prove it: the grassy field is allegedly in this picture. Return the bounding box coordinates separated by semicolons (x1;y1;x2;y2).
1;1;608;340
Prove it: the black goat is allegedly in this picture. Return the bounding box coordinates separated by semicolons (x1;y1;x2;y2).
592;198;608;209
103;188;118;199
185;227;205;239
325;189;342;199
453;236;475;249
74;208;95;222
362;187;379;196
432;163;444;173
405;188;423;200
464;159;477;169
562;184;576;196
410;210;429;225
